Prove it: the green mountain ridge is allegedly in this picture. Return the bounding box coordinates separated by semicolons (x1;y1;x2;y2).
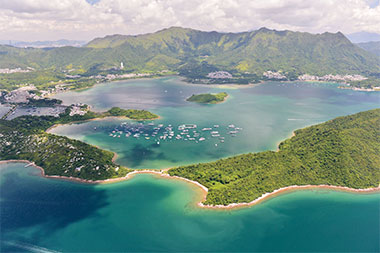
356;41;380;57
1;27;379;77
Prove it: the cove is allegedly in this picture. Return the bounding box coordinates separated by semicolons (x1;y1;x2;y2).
51;77;380;169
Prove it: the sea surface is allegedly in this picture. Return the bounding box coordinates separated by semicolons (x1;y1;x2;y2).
51;77;380;169
1;77;379;252
1;163;379;252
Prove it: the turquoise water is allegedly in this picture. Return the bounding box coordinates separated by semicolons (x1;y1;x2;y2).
51;77;380;169
1;163;379;252
1;78;379;252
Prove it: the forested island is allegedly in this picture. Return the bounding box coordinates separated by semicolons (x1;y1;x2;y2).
0;106;158;181
168;109;380;206
187;92;228;104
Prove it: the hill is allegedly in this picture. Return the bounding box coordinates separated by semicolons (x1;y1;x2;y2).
169;109;380;206
85;27;380;76
356;41;380;57
0;27;379;89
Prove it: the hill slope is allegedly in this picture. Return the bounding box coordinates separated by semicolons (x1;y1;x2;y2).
169;109;380;206
1;27;379;77
357;41;380;57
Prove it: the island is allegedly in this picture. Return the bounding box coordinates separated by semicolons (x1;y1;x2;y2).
168;109;380;206
186;92;228;104
0;105;158;181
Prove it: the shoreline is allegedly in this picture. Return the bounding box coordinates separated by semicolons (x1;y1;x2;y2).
177;76;264;89
1;159;378;210
45;115;160;133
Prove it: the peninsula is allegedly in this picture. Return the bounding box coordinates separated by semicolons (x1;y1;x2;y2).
168;109;380;206
186;92;228;104
0;105;158;181
0;107;378;206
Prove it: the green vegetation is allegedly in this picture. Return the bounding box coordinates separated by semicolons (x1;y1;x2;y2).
187;92;228;104
347;77;380;90
0;115;131;180
105;107;158;119
357;41;380;57
1;27;379;90
27;98;62;107
0;104;158;180
169;109;380;206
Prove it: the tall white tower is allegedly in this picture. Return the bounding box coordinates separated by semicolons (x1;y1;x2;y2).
120;62;124;69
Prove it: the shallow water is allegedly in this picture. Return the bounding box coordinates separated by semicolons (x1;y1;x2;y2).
1;78;379;252
52;77;380;169
1;163;379;252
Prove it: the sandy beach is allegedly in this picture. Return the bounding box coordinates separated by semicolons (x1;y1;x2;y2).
1;159;378;210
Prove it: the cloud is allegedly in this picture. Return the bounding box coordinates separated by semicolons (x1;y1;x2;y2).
0;0;379;41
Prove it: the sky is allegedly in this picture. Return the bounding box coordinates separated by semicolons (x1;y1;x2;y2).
0;0;379;41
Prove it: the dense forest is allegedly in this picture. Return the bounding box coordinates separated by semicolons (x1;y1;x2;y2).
1;27;379;91
0;106;158;180
169;109;380;206
187;92;228;104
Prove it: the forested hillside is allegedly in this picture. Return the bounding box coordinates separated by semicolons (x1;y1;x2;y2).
1;27;379;76
169;109;380;206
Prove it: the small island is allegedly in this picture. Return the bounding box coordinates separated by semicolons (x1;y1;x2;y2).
187;92;228;104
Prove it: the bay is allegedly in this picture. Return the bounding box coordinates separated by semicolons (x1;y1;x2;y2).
1;163;379;252
51;77;380;169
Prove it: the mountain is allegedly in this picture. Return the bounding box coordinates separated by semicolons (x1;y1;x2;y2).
356;41;380;57
0;39;86;48
347;32;380;43
0;27;379;77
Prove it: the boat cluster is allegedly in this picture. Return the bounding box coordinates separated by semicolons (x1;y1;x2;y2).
107;122;243;145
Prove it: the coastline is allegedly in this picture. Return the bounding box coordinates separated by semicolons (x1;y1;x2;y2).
338;86;380;92
45;115;160;133
177;76;264;89
1;159;378;210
